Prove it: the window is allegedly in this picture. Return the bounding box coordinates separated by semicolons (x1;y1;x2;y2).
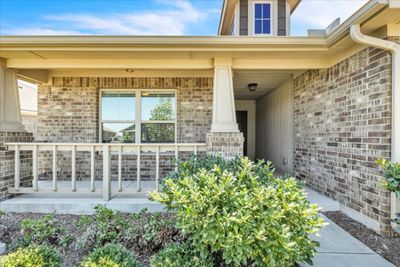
141;92;175;143
254;2;271;35
100;90;176;143
101;92;136;143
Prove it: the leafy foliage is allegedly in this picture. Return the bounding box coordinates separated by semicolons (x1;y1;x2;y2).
377;158;400;198
0;244;63;267
166;155;275;184
152;157;324;267
76;205;129;249
150;242;213;267
76;206;184;254
80;244;141;267
20;214;74;248
142;97;175;142
125;210;184;253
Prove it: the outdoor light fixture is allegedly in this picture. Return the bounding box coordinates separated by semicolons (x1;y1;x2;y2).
125;68;135;73
248;83;258;92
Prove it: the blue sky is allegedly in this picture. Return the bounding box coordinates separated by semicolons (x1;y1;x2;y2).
0;0;368;36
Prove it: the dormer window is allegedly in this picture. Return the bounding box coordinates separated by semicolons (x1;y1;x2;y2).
254;1;272;35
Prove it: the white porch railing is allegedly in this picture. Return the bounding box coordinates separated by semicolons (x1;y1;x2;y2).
7;143;206;200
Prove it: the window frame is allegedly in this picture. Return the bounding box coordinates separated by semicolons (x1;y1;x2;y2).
252;0;273;36
99;89;177;144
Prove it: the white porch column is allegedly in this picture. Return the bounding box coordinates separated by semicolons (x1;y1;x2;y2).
0;59;24;132
207;58;243;159
0;59;33;201
210;57;239;132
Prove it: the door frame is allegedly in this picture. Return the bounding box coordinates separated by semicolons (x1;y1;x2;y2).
235;100;256;159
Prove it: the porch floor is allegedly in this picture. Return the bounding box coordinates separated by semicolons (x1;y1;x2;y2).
0;180;164;214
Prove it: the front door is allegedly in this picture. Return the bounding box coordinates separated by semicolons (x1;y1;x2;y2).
236;110;248;156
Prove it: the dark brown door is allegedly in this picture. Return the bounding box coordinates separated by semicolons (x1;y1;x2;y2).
236;110;248;157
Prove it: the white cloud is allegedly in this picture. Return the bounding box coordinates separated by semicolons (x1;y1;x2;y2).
291;0;368;35
1;0;217;35
2;28;84;35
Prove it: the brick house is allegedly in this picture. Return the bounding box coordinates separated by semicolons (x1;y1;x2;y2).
0;0;399;236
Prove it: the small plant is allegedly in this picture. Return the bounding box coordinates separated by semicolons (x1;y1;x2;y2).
377;158;400;198
0;244;63;267
77;205;127;248
21;214;74;248
152;157;324;267
150;242;213;267
123;211;184;253
80;243;141;267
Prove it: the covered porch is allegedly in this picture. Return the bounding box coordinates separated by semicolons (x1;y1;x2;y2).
0;36;329;204
0;34;352;206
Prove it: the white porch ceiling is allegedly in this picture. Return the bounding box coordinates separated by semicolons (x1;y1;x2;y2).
233;70;295;100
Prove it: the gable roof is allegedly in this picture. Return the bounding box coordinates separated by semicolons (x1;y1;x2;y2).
218;0;301;35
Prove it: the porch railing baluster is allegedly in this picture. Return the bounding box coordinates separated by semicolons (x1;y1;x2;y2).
52;145;57;192
137;145;141;192
71;145;76;192
118;145;122;192
6;143;207;196
14;145;20;191
103;145;111;200
156;145;160;191
90;146;95;192
175;145;178;172
33;144;38;191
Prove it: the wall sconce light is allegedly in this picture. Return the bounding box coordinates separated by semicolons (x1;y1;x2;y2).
248;83;258;92
125;68;135;73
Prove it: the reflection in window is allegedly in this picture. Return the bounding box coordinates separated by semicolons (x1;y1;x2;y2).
141;92;175;121
141;123;175;143
101;92;136;143
102;123;135;143
254;3;271;34
141;92;175;143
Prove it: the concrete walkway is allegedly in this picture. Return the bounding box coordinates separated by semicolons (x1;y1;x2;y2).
303;188;395;267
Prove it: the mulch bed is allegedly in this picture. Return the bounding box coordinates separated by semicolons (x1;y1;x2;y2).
0;212;180;267
323;211;400;267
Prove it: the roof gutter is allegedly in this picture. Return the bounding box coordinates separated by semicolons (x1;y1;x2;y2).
218;0;228;35
350;24;400;233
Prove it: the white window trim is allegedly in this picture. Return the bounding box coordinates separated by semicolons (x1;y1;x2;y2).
99;89;177;144
251;0;274;36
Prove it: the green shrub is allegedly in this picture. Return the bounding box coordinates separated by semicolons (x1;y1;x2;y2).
151;157;324;267
80;243;141;267
21;214;74;247
0;244;63;267
167;155;275;184
377;158;400;198
150;243;213;267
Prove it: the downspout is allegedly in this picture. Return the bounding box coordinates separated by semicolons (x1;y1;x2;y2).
350;24;400;233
